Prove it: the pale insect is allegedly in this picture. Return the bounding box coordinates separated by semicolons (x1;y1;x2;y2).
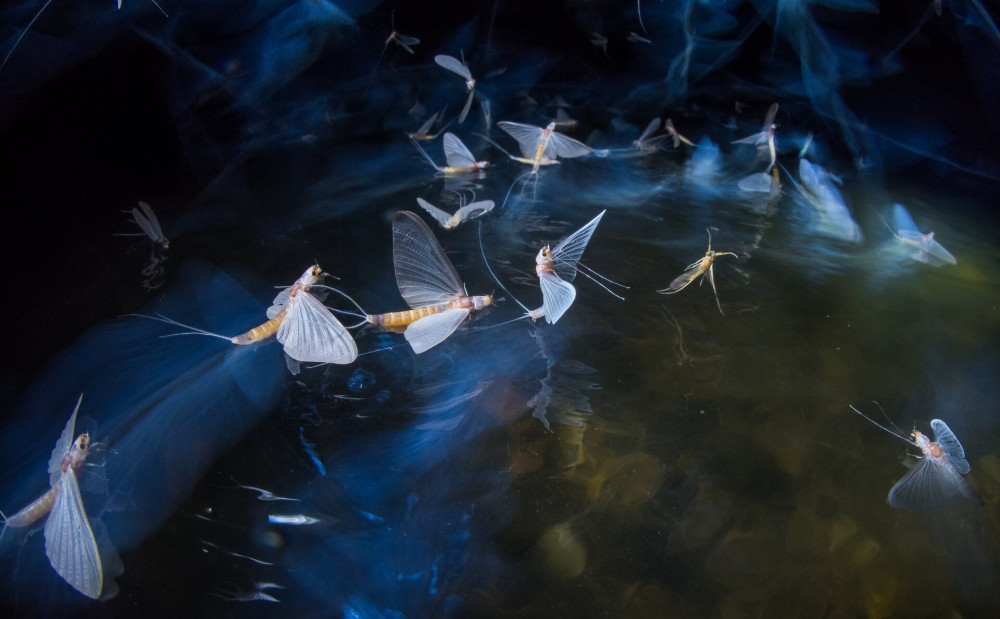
368;10;420;88
633;118;666;151
627;32;652;44
366;211;493;354
120;201;169;248
657;230;738;316
135;265;357;367
884;203;957;266
732;102;779;173
416;196;495;231
528;210;607;324
849;405;973;509
407;111;452;141
497;121;606;174
409;132;489;175
665;118;695;147
475;132;560;168
1;395;107;599
553;108;577;129
434;54;476;124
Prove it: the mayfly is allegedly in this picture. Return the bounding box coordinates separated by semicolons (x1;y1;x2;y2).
849;404;973;509
119;201;169;249
410;132;489;175
137;265;357;366
435;54;476;124
366;211;493;353
416;196;495;231
657;230;738;316
665;119;695;148
732;103;779;173
367;10;419;90
407;111;451;141
528;210;609;324
1;395;107;598
632;118;667;152
497;121;606;173
883;203;957;266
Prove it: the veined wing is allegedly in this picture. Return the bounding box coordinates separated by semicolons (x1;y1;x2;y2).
539;271;577;324
658;260;706;294
931;419;970;474
392;210;464;307
498;121;545;154
416;198;454;228
434;54;471;80
267;287;292;319
276;291;357;364
549;210;605;282
48;395;83;487
887;456;970;509
443;132;477;168
44;469;103;599
544;131;594;159
404;308;469;353
452;200;495;225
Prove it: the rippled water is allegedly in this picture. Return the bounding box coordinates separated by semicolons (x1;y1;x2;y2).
1;1;998;617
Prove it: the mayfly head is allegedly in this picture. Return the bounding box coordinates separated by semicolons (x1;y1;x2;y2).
536;245;552;264
476;295;494;310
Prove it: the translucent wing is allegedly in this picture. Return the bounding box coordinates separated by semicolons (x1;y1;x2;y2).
658;260;706;294
442;132;477;168
918;237;957;266
434;54;472;80
637;118;661;143
452;200;495;225
459;90;474;125
48;395;83;487
267;287;292;319
45;469;103;599
539;271;577;324
931;419;970;473
392;210;464;307
404;308;470;354
134;202;164;240
732;130;767;146
395;34;420;54
738;172;776;193
762;103;779;129
276;291;357;364
890;203;921;238
498;121;545;152
416;198;454;228
544;131;594;159
887;457;971;509
415;112;439;136
549;210;605;282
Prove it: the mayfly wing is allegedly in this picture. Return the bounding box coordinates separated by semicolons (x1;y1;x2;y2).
134;202;163;240
404;308;470;354
276;291;357;365
44;467;103;599
738;172;776;193
459;90;475;124
392;210;464;307
887;457;941;509
706;263;725;315
48;395;83;488
637;118;661;144
931;419;970;473
497;121;544;156
434;54;472;80
544;131;594;159
267;287;293;319
762;102;779;130
549;210;605;282
452;200;495;224
538;271;577;324
923;238;957;265
415;112;440;136
416;198;454;228
442;132;477;168
395;34;420;54
658;261;704;294
890;203;921;238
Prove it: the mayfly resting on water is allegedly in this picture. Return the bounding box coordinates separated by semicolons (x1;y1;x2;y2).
658;230;737;316
528;210;607;324
435;54;476;124
118;201;169;249
410;132;489;175
137;265;357;368
416;196;495;231
366;211;492;353
1;395;110;599
849;405;973;509
883;203;957;266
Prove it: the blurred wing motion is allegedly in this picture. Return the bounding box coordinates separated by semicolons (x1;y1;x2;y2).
44;467;103;599
132;202;168;247
443;132;477;168
276;291;357;364
889;204;956;265
538;272;576;324
434;55;475;123
393;211;464;307
497;121;595;160
404;308;470;354
550;210;605;282
738;172;777;193
887;419;973;509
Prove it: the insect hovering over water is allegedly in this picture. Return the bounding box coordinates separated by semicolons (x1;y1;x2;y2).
136;265;357;367
435;54;477;124
416;195;495;231
882;203;957;266
367;10;420;89
497;121;606;173
528;210;610;324
1;395;112;599
658;230;738;316
118;201;169;249
364;211;493;353
849;404;973;509
732;103;779;172
407;111;452;141
410;132;489;175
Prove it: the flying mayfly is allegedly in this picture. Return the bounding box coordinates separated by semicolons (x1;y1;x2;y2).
435;54;477;124
657;230;738;316
1;395;116;599
881;203;957;266
135;265;357;369
410;132;489;175
367;10;420;89
118;201;169;249
416;195;495;231
407;110;451;141
732;103;779;172
849;404;973;509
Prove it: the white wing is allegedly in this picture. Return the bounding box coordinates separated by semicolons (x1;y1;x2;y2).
416;197;454;228
549;210;605;282
442;132;477;168
392;211;465;307
404;308;470;353
415;112;439;136
45;469;103;599
890;203;921;237
434;54;472;80
544;131;594;159
637;118;661;143
732;130;767;146
267;287;292;319
738;172;776;193
133;202;164;241
276;291;357;364
452;200;495;225
931;419;970;473
887;457;971;509
539;271;577;324
459;90;474;125
498;121;544;152
48;395;83;487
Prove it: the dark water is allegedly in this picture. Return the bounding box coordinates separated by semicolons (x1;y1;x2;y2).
1;1;999;617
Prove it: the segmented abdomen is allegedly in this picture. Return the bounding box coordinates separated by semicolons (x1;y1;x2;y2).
6;479;62;528
367;305;446;328
232;307;288;345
